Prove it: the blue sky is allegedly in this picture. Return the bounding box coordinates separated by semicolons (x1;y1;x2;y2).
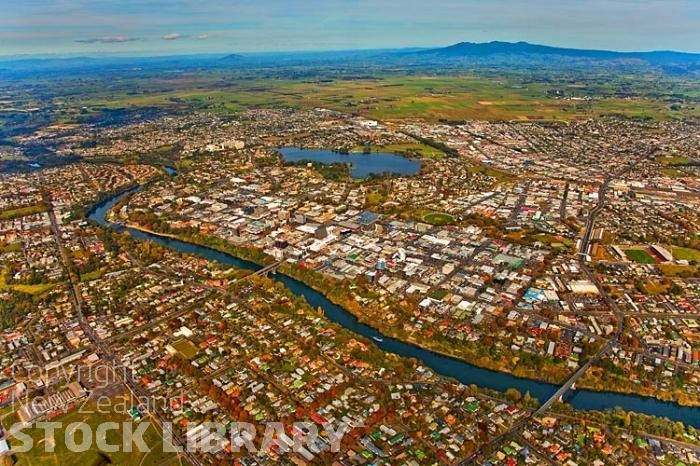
1;0;699;56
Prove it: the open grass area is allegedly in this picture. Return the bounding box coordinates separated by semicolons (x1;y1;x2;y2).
467;163;514;183
170;338;199;360
71;74;700;123
658;155;692;166
671;246;700;262
660;167;685;178
0;241;22;253
428;289;449;301
10;397;177;466
0;270;57;296
658;263;698;277
423;212;456;226
9;283;57;295
1;404;21;430
80;269;105;282
504;230;573;249
658;155;694;177
641;280;670;296
0;203;47;221
623;248;656;264
531;233;574;248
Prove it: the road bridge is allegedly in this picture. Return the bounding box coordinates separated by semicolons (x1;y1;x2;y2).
535;341;614;415
237;260;284;281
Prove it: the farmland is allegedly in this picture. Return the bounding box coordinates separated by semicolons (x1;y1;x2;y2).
53;73;700;124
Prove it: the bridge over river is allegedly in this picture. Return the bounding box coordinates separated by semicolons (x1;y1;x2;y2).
87;179;700;431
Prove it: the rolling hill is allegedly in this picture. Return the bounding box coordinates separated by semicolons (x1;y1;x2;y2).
417;41;700;65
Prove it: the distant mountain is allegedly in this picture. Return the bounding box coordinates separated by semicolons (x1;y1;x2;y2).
417;41;700;65
2;43;699;79
221;53;245;61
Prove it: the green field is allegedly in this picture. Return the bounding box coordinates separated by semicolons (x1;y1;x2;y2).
80;269;105;282
0;204;48;221
658;263;698;277
0;270;57;296
671;247;700;262
9;398;179;466
0;242;22;253
170;338;199;360
8;283;57;295
428;289;449;300
423;212;456;226
658;155;694;177
641;280;670;296
467;163;514;182
660;167;684;178
623;248;656;264
658;155;692;166
68;74;700;123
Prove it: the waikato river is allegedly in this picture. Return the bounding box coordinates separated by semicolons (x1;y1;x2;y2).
87;169;699;428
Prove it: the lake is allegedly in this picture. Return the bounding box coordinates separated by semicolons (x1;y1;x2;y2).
278;147;421;179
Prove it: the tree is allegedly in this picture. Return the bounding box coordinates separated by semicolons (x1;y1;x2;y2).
505;388;522;403
623;411;632;428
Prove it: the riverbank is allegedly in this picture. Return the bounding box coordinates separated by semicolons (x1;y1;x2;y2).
277;261;700;408
117;220;700;409
124;223;181;240
84;181;700;425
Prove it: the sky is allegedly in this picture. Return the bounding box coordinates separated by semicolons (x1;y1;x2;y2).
1;0;699;57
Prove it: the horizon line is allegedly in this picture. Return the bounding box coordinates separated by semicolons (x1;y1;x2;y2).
2;40;700;61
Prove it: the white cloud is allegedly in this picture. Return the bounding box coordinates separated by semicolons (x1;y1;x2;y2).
162;33;185;40
76;36;139;43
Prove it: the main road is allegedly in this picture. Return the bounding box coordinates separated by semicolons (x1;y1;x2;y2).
461;170;621;463
87;180;700;423
86;171;700;466
46;196;202;466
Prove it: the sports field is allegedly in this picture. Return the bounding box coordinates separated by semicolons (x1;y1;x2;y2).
671;246;700;262
423;212;456;226
623;249;656;264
